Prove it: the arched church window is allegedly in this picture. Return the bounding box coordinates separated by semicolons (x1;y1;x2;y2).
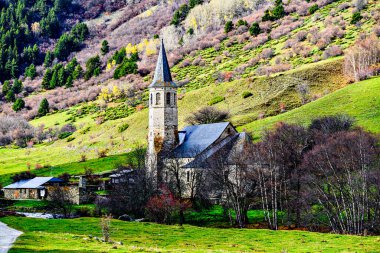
150;93;153;105
166;92;171;105
156;93;161;105
186;171;190;182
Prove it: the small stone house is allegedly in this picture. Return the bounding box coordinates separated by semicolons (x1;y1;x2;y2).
2;177;86;204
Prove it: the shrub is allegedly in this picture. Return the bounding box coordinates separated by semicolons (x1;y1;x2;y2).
101;40;109;56
58;132;73;139
322;45;343;59
186;106;230;125
97;149;109;158
85;55;101;80
208;96;225;105
12;171;36;183
249;22;261;36
351;11;362;24
237;19;248;27
308;4;319;14
145;186;189;225
224;21;233;33
80;154;87;162
118;123;129;133
13;98;25;112
242;91;253;99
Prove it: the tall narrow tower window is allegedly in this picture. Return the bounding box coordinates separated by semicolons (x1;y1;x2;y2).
156;93;161;105
166;92;171;105
150;93;153;105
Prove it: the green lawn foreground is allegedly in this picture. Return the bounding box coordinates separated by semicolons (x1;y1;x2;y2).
240;77;380;139
1;217;380;253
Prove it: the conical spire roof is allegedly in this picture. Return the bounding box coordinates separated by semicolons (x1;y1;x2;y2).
149;39;177;88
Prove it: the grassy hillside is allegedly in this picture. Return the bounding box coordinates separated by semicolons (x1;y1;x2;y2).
0;58;347;175
2;217;380;253
240;76;380;139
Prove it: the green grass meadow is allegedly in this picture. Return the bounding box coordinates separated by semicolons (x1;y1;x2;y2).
240;76;380;139
2;216;380;253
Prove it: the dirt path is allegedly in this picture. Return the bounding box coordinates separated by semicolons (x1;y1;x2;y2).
0;222;22;253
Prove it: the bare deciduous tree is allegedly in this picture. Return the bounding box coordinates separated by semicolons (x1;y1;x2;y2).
48;186;75;218
207;142;257;228
101;214;112;242
303;130;379;235
186;106;230;125
344;35;380;81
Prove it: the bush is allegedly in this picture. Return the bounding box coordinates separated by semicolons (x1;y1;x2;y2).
85;55;101;80
58;132;73;139
145;186;189;224
208;96;225;105
236;19;248;27
351;11;362;24
118;123;129;133
97;149;108;158
186;106;230;125
308;4;319;14
224;21;233;33
12;98;25;112
249;22;261;36
242;91;253;99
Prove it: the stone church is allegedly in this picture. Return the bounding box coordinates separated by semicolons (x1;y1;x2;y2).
147;40;251;195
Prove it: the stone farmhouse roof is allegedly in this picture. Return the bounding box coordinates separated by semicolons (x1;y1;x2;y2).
149;39;177;88
172;122;231;158
3;177;63;189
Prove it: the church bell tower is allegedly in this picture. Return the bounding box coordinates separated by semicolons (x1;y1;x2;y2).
147;39;178;181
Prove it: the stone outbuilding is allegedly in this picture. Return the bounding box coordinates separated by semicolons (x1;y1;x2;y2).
3;177;64;201
2;177;88;204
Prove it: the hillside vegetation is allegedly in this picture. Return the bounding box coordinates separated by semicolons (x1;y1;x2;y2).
0;0;379;179
240;76;380;139
0;58;348;175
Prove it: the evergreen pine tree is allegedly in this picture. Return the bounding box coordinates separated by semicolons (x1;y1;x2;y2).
57;66;66;86
25;64;37;79
72;65;83;80
42;68;52;89
65;74;73;88
38;98;49;116
49;70;58;89
5;89;15;102
44;51;54;67
13;98;25;111
12;79;23;94
101;40;109;55
2;80;11;96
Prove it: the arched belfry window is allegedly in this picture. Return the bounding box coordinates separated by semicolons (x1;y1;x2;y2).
166;92;171;105
150;93;153;105
156;93;161;105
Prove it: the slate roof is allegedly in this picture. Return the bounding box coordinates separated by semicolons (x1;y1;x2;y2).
3;177;64;189
149;39;177;88
183;132;251;168
172;122;231;158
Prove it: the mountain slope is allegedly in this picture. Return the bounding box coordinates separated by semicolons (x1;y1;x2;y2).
239;76;380;139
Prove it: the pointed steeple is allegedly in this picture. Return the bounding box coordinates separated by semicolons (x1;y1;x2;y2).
149;39;177;88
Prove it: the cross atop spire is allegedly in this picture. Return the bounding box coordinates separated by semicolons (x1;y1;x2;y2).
149;39;177;88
